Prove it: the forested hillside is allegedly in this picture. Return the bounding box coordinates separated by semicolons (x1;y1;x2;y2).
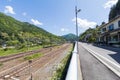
62;33;77;42
0;12;65;48
79;27;100;43
109;0;120;21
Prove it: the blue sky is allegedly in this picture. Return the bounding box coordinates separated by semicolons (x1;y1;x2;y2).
0;0;118;36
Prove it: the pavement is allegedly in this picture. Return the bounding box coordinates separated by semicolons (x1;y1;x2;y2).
78;42;120;80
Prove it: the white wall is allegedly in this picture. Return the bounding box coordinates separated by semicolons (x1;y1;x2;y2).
101;18;120;33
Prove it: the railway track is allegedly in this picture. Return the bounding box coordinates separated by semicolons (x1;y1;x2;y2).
0;44;70;80
0;47;51;62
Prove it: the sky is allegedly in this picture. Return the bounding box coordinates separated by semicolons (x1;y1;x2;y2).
0;0;118;36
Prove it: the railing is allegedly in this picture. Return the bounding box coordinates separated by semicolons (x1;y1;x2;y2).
65;43;82;80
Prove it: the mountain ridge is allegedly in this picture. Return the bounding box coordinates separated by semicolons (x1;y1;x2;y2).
62;33;77;42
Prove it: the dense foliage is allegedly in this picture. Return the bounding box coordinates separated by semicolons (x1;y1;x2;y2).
109;0;120;21
62;33;77;42
0;12;65;48
79;27;100;43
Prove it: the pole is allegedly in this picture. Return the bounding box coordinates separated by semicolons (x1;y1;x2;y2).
75;6;79;54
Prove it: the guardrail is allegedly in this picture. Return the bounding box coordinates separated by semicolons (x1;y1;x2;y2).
65;42;82;80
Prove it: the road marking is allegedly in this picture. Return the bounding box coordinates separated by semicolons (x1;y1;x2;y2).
81;44;120;77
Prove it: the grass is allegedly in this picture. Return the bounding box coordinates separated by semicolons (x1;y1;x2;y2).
24;52;43;60
0;45;42;56
0;63;3;67
51;44;73;80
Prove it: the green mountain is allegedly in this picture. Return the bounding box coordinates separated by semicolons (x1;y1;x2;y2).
62;33;77;42
0;12;65;48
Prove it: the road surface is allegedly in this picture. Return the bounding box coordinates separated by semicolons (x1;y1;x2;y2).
78;42;120;80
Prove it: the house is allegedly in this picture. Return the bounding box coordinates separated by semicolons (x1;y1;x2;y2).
98;16;120;47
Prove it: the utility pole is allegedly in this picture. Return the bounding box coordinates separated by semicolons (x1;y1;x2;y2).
75;6;81;54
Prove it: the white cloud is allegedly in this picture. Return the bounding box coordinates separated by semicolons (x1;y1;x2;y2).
4;6;15;14
72;18;97;29
61;28;69;32
31;19;43;26
22;12;27;16
104;0;118;9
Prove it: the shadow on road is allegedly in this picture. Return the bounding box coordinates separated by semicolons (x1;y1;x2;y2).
93;44;120;64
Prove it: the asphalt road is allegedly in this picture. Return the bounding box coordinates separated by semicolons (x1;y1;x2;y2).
78;42;120;80
80;42;120;64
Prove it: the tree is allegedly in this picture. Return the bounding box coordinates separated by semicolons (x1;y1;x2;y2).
116;0;120;15
79;27;100;43
109;0;120;21
109;5;117;21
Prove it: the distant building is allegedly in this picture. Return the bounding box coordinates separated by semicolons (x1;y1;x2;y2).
98;16;120;47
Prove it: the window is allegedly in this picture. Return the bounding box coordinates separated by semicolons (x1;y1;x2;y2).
118;21;120;27
102;28;106;32
108;24;114;31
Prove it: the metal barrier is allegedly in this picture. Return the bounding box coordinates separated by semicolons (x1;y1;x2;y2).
65;43;82;80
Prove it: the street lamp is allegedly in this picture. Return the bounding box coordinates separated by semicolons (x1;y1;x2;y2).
75;6;81;53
